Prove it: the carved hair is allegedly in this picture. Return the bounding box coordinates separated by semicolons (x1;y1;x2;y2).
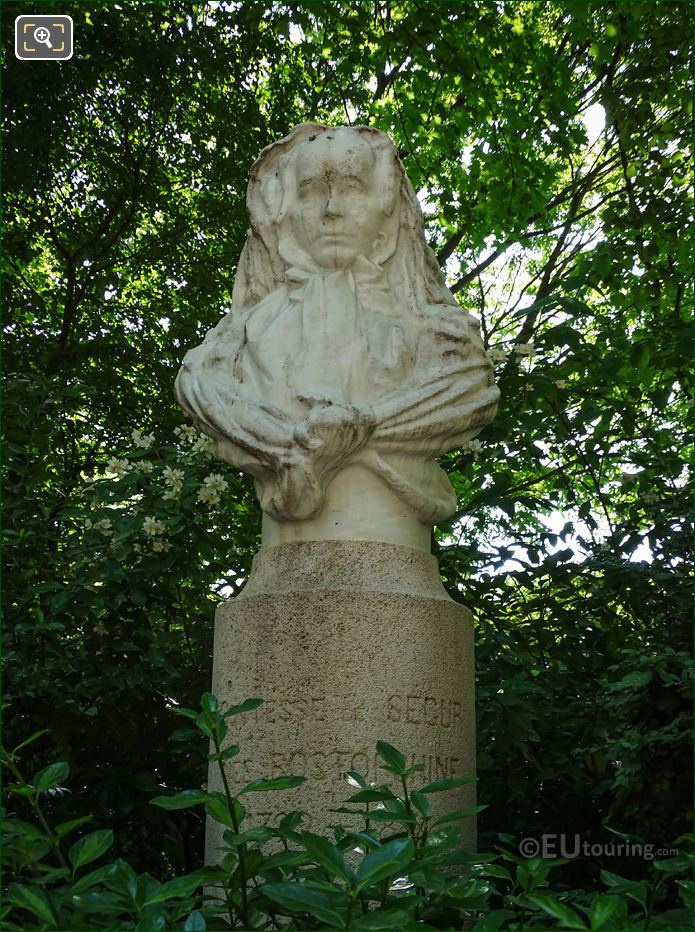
231;123;457;313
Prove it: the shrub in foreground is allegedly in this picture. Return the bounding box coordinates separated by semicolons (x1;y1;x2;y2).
2;696;693;930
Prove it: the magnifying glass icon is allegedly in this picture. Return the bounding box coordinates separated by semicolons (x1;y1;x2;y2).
34;26;53;49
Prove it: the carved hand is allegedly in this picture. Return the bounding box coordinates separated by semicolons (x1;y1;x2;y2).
293;399;376;470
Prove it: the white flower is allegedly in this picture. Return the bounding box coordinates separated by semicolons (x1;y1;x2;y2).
163;466;185;490
162;489;180;501
554;379;567;389
132;430;155;449
515;343;536;357
106;457;130;478
137;460;154;475
462;439;483;454
193;434;216;455
93;518;113;536
197;486;221;506
142;516;166;536
202;473;228;494
525;383;534;391
174;424;198;441
488;347;507;364
640;492;659;505
620;472;637;485
133;543;142;553
152;540;172;553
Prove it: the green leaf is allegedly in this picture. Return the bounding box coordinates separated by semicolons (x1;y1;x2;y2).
223;698;264;718
344;771;368;789
238;825;273;844
599;871;649;907
432;805;487;825
184;910;206;931
71;890;125;914
7;884;56;924
588;894;623;928
204;794;236;828
150;789;211;810
6;783;36;799
355;838;414;891
346;788;397;803
260;849;310;871
279;810;303;833
1;817;47;840
375;740;406;775
12;729;48;754
208;744;240;762
653;853;693;873
70;863;114;896
608;670;652;691
55;814;94;838
262;882;346;928
103;858;138;901
240;775;305;794
200;692;218;712
352;907;412;929
346;831;382;851
301;831;354;882
480;864;512;881
471;909;516;930
172;728;201;742
34;761;69;793
599;869;633;888
410;789;432;818
69;829;114;871
526;893;587;929
420;776;476;793
143;871;205;906
195;712;224;742
365;805;417;824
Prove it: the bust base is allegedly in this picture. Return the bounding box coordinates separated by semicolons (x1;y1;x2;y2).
261;464;431;551
205;539;477;855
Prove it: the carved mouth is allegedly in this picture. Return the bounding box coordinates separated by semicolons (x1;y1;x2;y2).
317;233;351;245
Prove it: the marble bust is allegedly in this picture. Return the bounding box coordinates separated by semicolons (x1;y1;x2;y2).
175;124;499;550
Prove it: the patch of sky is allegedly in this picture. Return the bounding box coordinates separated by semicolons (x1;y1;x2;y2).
289;22;304;44
582;102;605;146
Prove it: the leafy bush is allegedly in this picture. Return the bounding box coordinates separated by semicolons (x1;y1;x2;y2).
3;696;693;931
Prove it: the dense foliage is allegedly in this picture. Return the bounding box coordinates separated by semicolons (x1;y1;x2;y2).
3;696;693;930
3;0;692;927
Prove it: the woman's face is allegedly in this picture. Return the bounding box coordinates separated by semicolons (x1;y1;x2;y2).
291;130;385;271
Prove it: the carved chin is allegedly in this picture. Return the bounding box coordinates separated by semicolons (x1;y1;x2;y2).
311;244;360;269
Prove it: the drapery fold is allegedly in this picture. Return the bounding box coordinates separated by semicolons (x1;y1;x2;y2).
175;269;499;524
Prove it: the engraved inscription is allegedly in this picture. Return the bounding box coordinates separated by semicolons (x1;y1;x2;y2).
231;691;361;724
267;749;463;783
387;693;462;728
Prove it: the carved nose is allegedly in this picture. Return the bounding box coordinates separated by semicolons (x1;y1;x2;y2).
323;193;343;217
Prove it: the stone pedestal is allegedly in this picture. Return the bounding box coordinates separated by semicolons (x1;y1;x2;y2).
204;540;477;862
